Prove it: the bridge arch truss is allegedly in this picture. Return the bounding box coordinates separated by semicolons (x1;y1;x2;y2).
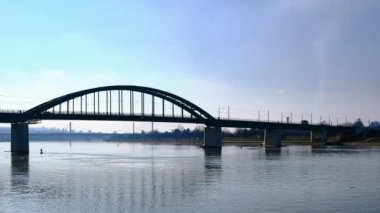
24;85;216;125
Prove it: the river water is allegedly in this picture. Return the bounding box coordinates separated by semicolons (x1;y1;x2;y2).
0;142;380;213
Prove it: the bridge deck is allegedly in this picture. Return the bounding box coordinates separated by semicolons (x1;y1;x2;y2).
216;119;349;131
0;112;351;131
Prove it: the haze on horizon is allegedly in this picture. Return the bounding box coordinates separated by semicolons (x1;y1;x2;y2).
0;0;379;133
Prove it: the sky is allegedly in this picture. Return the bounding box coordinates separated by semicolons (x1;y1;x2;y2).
0;0;379;132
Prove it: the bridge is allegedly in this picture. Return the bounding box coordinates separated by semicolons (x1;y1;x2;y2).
0;85;353;153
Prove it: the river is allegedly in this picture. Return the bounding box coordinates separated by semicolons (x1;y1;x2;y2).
0;142;380;212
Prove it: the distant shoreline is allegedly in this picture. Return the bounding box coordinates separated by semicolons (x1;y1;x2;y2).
223;140;380;146
1;135;380;147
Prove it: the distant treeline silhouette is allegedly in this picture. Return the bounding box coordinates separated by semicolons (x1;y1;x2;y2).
108;119;380;142
106;126;314;142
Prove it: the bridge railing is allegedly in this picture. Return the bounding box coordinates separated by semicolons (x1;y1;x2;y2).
0;109;26;114
218;116;299;123
0;109;353;127
216;116;349;127
40;112;352;127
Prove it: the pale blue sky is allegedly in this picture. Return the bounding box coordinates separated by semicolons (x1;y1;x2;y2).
0;0;379;132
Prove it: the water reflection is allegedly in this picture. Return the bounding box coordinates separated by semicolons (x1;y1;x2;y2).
2;143;379;212
11;148;206;211
311;146;361;154
11;153;29;193
203;148;222;182
264;147;282;159
203;147;222;157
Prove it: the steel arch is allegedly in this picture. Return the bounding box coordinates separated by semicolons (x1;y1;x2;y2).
25;85;216;125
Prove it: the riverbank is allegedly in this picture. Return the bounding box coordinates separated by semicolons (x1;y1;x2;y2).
343;137;380;146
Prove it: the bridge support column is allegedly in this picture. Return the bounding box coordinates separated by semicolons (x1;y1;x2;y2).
311;130;327;143
203;126;222;148
263;129;283;147
11;123;29;153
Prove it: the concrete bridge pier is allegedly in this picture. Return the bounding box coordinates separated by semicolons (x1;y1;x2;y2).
311;129;327;143
11;123;29;153
203;126;223;148
263;129;284;147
